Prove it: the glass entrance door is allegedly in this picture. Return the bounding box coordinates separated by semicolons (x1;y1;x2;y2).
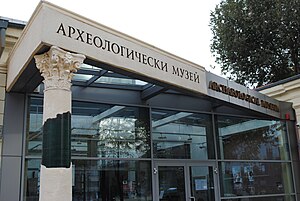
154;162;218;201
189;166;215;201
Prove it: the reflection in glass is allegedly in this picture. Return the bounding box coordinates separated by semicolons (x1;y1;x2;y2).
0;134;2;187
27;97;151;158
80;63;102;71
71;103;150;158
73;160;152;201
217;116;290;160
72;74;93;82
27;97;43;156
220;162;294;198
152;109;214;159
95;75;148;86
25;159;152;201
190;166;215;201
75;63;149;86
158;166;185;201
24;159;40;200
222;195;295;201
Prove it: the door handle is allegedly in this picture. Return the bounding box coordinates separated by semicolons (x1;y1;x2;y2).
190;196;195;201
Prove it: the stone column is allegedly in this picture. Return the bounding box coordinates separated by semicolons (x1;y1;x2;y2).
34;46;85;201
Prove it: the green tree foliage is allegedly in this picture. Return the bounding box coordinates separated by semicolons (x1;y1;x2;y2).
210;0;300;87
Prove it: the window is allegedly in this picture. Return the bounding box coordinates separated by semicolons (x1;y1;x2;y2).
27;97;151;158
25;159;153;201
152;109;214;159
216;116;290;160
220;162;294;199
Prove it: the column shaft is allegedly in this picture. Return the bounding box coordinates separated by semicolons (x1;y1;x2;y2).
34;46;85;201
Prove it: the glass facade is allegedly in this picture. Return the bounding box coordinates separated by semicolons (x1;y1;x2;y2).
152;109;214;159
25;159;152;201
220;162;294;198
158;166;186;200
216;116;294;200
222;196;295;201
217;116;290;161
28;99;151;159
25;96;296;201
0;132;2;192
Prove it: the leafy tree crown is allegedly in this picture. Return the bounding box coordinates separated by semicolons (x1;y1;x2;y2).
210;0;300;87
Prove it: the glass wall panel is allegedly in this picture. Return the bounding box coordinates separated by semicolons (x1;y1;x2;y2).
152;109;214;159
217;116;290;160
72;102;150;158
27;97;43;156
25;159;40;201
0;140;1;191
73;160;152;201
95;76;148;86
222;195;295;201
190;166;215;201
220;162;294;198
27;97;151;158
24;159;152;201
158;166;186;201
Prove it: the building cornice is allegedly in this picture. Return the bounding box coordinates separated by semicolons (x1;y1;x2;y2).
260;78;300;98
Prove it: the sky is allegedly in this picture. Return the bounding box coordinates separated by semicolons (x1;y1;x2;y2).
0;0;222;76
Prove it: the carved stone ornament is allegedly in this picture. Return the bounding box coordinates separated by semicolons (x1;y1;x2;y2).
34;46;86;91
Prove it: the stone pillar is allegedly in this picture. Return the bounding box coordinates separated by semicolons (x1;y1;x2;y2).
34;46;85;201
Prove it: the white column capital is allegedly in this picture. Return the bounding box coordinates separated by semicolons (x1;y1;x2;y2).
34;46;86;91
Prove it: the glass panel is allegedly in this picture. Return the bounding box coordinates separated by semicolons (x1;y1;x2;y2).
72;102;151;158
73;160;152;201
190;166;215;201
73;63;150;86
217;116;290;160
222;195;295;201
152;109;214;159
27;97;43;156
220;162;294;198
0;125;2;189
72;74;93;82
80;63;102;71
24;159;40;201
27;97;151;158
95;76;148;86
158;166;186;201
25;159;152;201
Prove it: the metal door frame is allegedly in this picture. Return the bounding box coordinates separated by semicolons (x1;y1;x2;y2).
153;160;220;201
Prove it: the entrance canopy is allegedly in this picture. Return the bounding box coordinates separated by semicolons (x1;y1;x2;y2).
6;1;285;118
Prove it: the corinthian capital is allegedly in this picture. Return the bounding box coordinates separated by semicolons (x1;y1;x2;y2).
34;46;86;91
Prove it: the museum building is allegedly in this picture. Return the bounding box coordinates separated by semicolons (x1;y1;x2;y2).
0;2;299;201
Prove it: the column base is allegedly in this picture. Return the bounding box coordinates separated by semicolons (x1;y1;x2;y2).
39;164;72;201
